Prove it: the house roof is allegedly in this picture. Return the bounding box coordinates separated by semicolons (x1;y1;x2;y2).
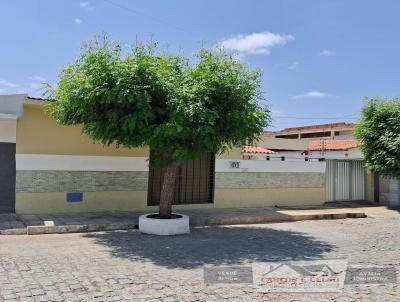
242;145;276;154
24;97;47;108
27;96;46;101
308;139;359;151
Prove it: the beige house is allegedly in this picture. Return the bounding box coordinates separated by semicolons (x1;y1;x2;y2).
0;95;376;214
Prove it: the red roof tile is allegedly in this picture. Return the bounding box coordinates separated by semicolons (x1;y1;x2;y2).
308;140;359;151
242;145;276;154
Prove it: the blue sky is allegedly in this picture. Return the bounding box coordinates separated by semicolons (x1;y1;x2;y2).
1;0;400;130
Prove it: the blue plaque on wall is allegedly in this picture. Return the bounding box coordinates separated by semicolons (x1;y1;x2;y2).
66;192;83;202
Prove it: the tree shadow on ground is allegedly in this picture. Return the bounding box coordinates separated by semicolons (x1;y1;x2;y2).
85;225;335;269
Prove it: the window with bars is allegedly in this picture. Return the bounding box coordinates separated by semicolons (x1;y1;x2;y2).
147;152;215;205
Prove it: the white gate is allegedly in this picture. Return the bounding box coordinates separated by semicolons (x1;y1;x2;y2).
326;160;366;201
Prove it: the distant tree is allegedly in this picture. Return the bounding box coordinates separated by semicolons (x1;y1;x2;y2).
46;36;270;218
355;97;400;178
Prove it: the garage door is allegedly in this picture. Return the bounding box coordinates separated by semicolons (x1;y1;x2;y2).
326;160;366;202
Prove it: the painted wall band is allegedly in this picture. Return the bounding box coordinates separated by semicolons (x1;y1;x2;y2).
16;155;327;173
16;155;150;171
215;160;326;173
15;187;326;214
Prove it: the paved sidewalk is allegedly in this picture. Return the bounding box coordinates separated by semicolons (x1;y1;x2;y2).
0;205;398;301
0;202;371;235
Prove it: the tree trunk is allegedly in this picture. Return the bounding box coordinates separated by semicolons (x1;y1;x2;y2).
158;162;179;219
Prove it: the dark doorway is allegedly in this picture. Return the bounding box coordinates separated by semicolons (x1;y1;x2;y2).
373;173;380;203
0;143;16;213
147;152;215;206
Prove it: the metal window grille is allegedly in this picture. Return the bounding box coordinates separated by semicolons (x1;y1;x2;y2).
147;152;215;205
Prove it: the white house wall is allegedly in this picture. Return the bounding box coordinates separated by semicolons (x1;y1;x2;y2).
16;155;150;171
215;159;326;173
0;116;17;143
0;94;26;117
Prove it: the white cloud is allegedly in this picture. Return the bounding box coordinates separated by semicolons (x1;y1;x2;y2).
29;83;42;90
0;79;18;88
74;18;83;24
319;49;335;57
29;75;46;82
219;32;294;55
288;62;298;70
80;2;94;11
292;91;332;99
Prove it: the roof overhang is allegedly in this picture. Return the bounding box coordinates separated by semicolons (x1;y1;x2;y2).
0;94;27;117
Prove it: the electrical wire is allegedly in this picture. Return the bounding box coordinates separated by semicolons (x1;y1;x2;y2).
100;0;359;130
272;115;358;120
101;0;194;37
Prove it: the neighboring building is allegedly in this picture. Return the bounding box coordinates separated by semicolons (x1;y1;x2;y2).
242;123;375;204
254;123;361;162
241;145;276;160
253;140;362;162
263;122;354;140
307;139;361;160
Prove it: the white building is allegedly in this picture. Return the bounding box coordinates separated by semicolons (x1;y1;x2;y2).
250;122;361;162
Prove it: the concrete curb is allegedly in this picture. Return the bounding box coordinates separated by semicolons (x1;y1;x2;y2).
26;223;137;235
0;228;27;235
1;211;367;235
190;212;367;226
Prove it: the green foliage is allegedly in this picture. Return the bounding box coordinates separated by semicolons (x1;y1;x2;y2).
46;36;270;165
355;97;400;178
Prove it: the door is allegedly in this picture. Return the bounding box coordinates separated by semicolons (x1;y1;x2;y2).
326;160;366;202
147;152;215;205
373;173;380;203
0;143;16;213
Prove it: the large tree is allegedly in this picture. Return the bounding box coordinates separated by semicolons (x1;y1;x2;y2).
46;37;270;218
354;97;400;178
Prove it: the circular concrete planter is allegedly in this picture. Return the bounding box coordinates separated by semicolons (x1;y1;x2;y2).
139;213;190;235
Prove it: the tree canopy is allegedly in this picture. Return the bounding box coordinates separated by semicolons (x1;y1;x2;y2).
46;37;270;165
355;97;400;178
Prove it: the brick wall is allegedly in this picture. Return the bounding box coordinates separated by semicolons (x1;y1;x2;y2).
16;171;149;193
16;170;324;193
215;172;325;189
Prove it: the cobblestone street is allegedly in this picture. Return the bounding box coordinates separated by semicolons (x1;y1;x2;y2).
0;206;399;301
